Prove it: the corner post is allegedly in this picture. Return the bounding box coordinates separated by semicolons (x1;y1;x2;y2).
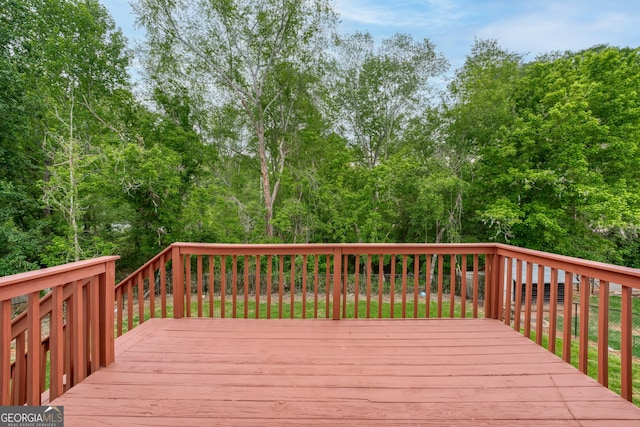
495;253;505;321
99;258;116;366
172;245;184;318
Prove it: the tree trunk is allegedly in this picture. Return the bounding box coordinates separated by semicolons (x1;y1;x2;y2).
256;119;274;238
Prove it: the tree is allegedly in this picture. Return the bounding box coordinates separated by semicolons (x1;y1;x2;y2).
33;0;130;263
470;45;640;262
135;0;336;238
435;39;523;244
331;31;448;168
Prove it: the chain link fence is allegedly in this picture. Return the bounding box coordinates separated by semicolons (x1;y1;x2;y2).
568;302;640;359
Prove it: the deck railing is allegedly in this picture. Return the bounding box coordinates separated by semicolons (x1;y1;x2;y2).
2;243;638;405
0;256;118;406
115;242;640;403
493;244;640;401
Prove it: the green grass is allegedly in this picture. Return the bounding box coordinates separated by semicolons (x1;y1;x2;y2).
554;295;640;359
120;298;471;333
606;295;640;312
529;329;640;407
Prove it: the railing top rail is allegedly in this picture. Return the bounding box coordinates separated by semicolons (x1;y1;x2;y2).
0;256;120;301
173;242;498;256
496;243;640;288
115;245;173;291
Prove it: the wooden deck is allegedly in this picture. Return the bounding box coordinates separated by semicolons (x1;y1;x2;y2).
50;318;640;426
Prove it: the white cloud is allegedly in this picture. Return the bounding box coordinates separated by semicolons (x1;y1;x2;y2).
335;0;463;32
475;2;640;57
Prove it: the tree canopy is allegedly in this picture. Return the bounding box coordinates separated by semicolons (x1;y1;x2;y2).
2;0;639;275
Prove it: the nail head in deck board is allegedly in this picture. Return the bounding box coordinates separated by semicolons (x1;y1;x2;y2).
49;318;640;426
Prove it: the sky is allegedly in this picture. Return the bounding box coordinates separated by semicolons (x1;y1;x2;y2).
102;0;640;74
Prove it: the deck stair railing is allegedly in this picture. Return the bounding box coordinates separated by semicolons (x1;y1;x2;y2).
0;256;118;406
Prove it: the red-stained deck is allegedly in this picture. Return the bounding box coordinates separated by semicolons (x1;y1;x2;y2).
50;318;640;426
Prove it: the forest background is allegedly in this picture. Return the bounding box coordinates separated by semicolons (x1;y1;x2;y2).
2;0;640;277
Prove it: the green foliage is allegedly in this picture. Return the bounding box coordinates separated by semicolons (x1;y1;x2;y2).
2;2;640;276
459;43;640;262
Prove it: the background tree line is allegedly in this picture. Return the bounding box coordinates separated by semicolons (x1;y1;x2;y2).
1;0;639;276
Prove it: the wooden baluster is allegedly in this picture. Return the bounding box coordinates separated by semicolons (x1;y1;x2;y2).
90;276;100;374
197;256;203;317
220;257;226;319
0;300;11;405
244;256;250;319
562;273;574;363
472;255;479;318
354;255;360;319
291;255;296;319
325;254;330;319
597;280;609;387
267;256;272;319
413;254;419;319
548;269;559;354
503;257;512;325
514;261;523;332
278;255;284;319
27;291;41;404
314;255;320;319
579;276;590;374
332;247;342;320
390;255;396;318
366;255;372;319
425;255;432;318
536;266;545;345
127;282;134;332
401;255;407;319
116;287;123;337
149;264;155;319
138;272;144;325
302;256;308;319
39;340;48;395
186;256;192;318
255;256;261;319
378;257;383;319
621;285;632;401
449;254;456;318
209;256;215;318
160;254;167;318
460;255;467;319
49;286;64;401
524;263;533;339
15;334;26;403
71;281;85;385
437;254;443;318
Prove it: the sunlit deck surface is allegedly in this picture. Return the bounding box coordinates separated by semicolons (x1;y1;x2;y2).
50;317;640;426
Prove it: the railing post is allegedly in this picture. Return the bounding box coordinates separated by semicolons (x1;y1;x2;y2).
496;254;504;321
172;245;184;318
332;247;342;320
99;259;116;367
0;300;10;405
621;286;633;401
485;252;503;320
484;254;493;319
26;291;40;405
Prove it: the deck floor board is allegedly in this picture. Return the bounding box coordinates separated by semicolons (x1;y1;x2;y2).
50;318;640;426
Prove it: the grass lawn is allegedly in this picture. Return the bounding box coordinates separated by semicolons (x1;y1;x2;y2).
554;295;640;359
